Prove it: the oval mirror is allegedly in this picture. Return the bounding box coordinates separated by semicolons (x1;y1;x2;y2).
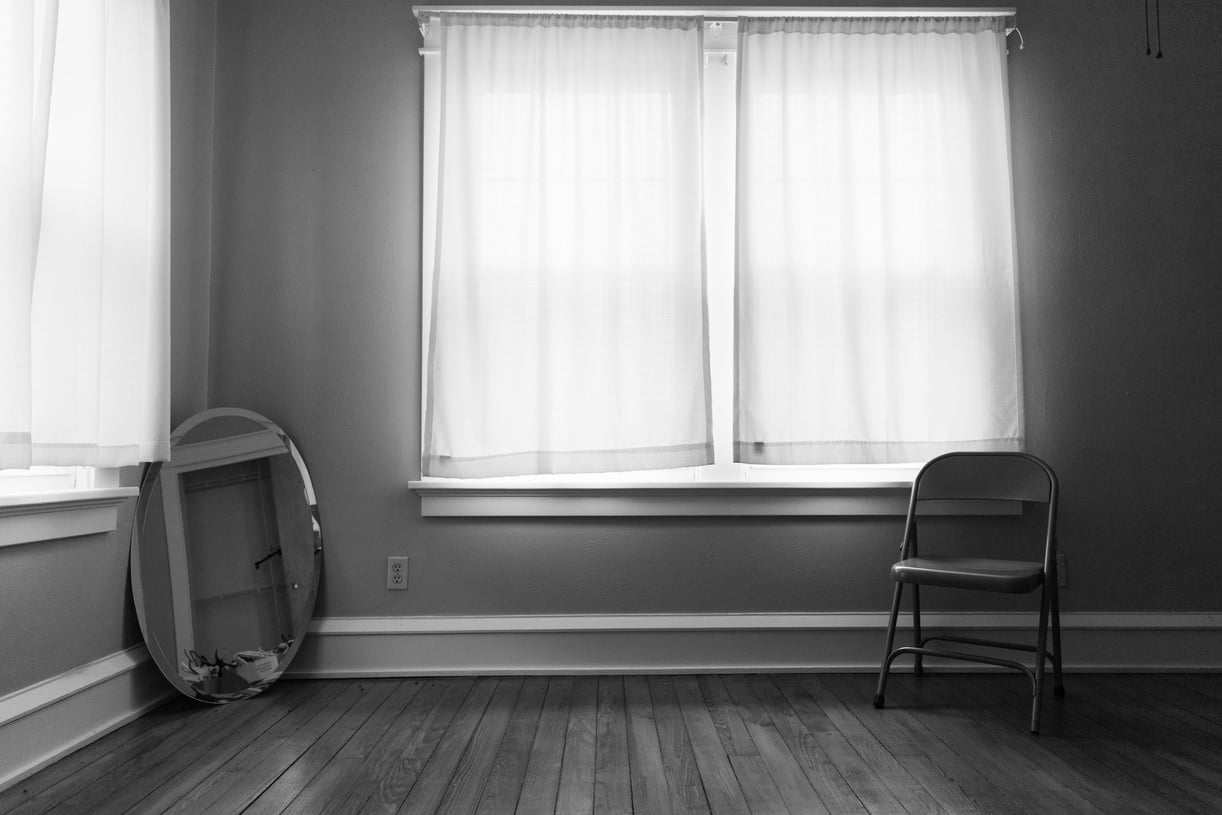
131;408;322;702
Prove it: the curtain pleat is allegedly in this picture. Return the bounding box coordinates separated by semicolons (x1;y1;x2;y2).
734;16;1023;464
1;0;170;470
423;13;712;478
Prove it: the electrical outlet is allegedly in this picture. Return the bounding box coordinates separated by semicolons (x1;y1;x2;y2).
387;556;409;590
1055;553;1067;588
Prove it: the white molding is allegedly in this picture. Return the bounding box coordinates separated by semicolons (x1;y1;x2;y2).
0;646;174;793
289;612;1222;677
409;481;1020;517
0;488;138;548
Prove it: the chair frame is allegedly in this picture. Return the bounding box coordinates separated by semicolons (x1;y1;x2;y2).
872;452;1064;734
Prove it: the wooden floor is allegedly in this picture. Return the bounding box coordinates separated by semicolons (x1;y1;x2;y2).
4;673;1222;814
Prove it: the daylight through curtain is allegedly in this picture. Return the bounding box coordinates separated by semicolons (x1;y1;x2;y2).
734;16;1023;464
1;0;170;469
423;13;712;478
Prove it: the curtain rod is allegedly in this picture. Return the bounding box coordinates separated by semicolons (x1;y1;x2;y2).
411;6;1018;20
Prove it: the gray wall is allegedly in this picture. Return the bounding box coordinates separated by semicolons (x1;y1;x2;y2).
0;517;140;698
198;0;1222;622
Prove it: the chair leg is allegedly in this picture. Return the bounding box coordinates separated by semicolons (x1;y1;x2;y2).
874;581;904;708
1050;579;1065;698
1030;584;1052;734
912;583;924;676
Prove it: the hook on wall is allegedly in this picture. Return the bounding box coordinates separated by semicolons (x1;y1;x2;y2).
1005;26;1024;55
1145;0;1164;58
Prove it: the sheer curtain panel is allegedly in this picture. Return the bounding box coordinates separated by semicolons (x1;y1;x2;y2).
423;14;712;478
734;16;1023;465
1;0;170;469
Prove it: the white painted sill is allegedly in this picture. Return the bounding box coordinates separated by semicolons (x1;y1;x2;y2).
0;488;139;548
409;479;1019;517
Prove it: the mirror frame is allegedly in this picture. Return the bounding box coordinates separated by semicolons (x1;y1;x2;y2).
130;407;322;703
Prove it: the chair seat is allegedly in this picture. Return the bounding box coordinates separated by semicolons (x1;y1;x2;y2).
892;556;1045;593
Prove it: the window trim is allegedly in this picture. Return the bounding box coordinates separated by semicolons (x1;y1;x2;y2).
0;487;138;548
414;12;1024;516
409;478;1019;517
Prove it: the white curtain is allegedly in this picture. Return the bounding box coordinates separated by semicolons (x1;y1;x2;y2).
1;0;170;470
424;13;712;478
735;16;1023;464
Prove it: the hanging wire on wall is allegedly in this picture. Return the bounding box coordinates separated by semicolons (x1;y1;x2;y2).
1145;0;1164;58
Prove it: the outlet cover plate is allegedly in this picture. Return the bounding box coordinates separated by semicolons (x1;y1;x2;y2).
387;556;409;590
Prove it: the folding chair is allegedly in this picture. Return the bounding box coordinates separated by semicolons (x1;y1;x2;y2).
872;452;1063;733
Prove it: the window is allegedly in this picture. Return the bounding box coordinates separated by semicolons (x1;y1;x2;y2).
1;0;170;491
415;10;1020;497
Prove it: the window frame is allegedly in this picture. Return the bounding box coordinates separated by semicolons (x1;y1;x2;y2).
410;13;1018;516
0;467;137;548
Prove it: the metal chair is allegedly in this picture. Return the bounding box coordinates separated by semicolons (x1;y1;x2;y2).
872;452;1063;734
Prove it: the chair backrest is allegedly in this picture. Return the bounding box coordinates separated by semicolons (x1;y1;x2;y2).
906;452;1060;562
914;452;1056;504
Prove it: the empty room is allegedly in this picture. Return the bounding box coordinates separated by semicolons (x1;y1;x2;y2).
2;0;1221;813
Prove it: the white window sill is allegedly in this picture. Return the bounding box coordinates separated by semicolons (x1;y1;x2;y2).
0;488;139;548
409;479;1019;517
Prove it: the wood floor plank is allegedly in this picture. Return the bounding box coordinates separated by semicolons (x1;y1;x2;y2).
435;677;525;815
0;697;199;814
51;679;330;815
719;674;832;815
166;680;369;815
1118;674;1222;727
555;676;599;815
983;674;1222;814
747;676;867;815
323;677;451;815
802;675;975;815
1033;674;1222;799
396;677;500;815
623;676;671;815
270;679;426;815
593;677;633;815
887;674;1114;814
772;676;911;815
1162;673;1222;704
1095;674;1222;756
821;674;1027;815
515;677;575;815
672;676;751;815
646;676;711;815
472;676;548;815
357;676;477;815
886;675;1104;815
697;675;757;757
12;673;1222;815
727;753;790;815
0;695;248;815
960;674;1186;815
240;679;401;815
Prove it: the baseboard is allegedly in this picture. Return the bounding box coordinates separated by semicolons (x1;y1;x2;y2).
286;612;1222;678
0;645;174;793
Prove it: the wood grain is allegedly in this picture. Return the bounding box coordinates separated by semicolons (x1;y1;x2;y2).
9;674;1221;814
